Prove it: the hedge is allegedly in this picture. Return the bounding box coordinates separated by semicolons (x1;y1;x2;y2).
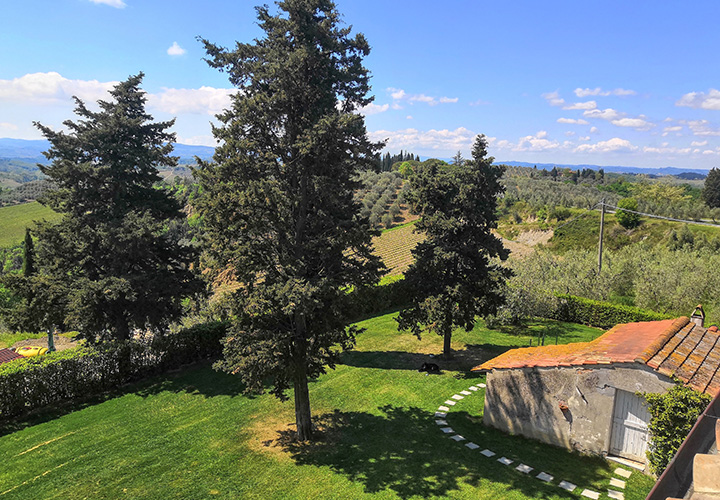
344;277;411;320
0;321;227;420
552;294;671;329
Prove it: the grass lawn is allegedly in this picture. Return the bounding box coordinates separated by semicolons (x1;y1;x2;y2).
0;201;60;248
0;314;654;500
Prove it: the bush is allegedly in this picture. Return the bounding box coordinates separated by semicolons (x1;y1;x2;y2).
616;197;640;229
0;321;228;420
344;278;411;320
552;294;669;329
643;385;711;475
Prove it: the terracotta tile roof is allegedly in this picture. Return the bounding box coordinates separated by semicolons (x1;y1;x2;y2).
0;348;23;365
472;317;720;396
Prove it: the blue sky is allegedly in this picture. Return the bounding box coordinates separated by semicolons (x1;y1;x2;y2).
2;0;720;169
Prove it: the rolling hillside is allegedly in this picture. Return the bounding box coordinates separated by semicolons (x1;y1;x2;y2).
0;201;60;248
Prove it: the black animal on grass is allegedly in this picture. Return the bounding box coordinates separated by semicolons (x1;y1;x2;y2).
418;362;440;374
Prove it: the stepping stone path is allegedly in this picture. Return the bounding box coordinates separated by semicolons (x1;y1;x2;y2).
431;382;625;498
559;481;577;492
615;468;632;479
610;478;626;489
536;472;553;482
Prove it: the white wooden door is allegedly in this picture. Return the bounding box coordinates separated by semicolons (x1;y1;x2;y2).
610;389;651;461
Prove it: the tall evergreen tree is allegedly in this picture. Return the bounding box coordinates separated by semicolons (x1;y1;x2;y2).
3;74;202;342
702;167;720;208
195;0;383;441
397;135;511;356
22;228;34;277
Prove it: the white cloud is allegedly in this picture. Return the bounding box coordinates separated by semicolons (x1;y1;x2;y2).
0;122;18;131
574;87;637;97
676;89;720;110
542;91;565;107
681;119;720;137
369;127;476;152
557;118;589;125
469;99;489;106
643;145;691;155
611;117;654;130
357;103;389;116
391;103;402;110
692;140;708;147
167;42;186;56
563;100;597;110
0;72;118;104
661;125;682;137
590;126;599;133
89;0;126;8
406;115;413;120
583;108;622;121
565;131;576;137
176;135;218;147
579;136;590;141
575;137;638;153
703;150;716;155
493;131;562;152
148;86;237;115
387;88;457;106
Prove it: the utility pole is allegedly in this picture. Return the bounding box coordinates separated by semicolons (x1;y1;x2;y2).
598;199;605;274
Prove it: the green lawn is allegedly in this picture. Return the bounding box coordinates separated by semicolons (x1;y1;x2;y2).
0;201;60;248
0;314;654;499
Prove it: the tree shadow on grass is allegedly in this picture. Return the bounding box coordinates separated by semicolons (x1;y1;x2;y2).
274;404;610;500
340;344;492;374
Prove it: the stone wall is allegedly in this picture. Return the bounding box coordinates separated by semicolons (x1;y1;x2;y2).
483;364;674;457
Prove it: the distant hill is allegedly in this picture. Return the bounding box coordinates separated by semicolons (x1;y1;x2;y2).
495;160;708;178
0;138;215;166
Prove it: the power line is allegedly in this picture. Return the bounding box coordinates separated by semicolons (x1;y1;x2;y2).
603;203;720;229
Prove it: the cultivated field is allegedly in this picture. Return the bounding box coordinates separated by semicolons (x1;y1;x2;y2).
0;201;60;248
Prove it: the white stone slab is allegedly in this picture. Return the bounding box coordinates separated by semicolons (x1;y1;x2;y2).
450;434;465;441
581;489;600;499
610;478;626;489
478;383;486;388
468;386;479;391
465;442;480;450
444;400;457;406
516;464;533;474
614;468;632;479
480;449;496;457
536;472;553;482
558;481;576;492
440;427;454;433
435;419;447;425
438;406;450;412
434;412;447;418
497;457;513;466
451;394;464;400
460;390;471;395
608;490;625;500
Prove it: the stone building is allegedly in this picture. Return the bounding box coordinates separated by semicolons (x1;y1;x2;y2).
472;316;720;466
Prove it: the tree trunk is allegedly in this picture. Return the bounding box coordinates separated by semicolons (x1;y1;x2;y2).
443;331;452;358
293;366;312;441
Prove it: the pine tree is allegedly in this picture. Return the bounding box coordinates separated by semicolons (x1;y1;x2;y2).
397;135;511;356
4;74;202;342
195;0;383;441
21;228;34;277
703;168;720;208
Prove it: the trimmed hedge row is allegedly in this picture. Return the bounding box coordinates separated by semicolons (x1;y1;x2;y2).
552;294;671;329
344;277;411;319
0;321;227;420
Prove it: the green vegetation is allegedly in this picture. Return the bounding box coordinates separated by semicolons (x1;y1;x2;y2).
644;385;712;475
0;202;59;248
0;312;656;500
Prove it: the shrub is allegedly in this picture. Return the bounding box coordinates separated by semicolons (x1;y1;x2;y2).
0;321;227;420
643;385;711;475
553;294;669;329
616;197;640;229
